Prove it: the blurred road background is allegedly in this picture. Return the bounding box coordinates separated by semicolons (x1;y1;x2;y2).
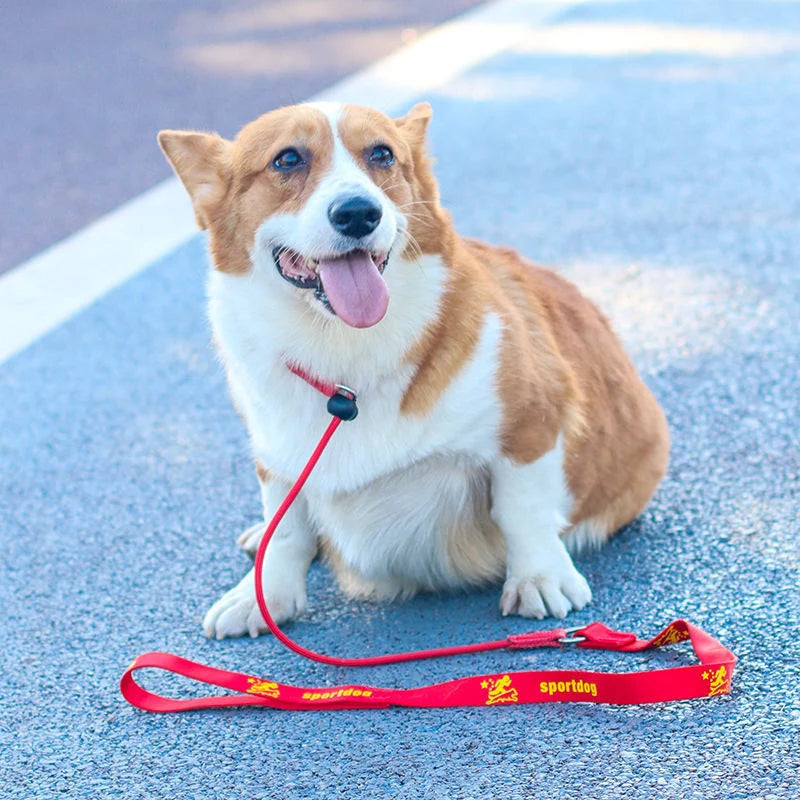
0;0;480;273
1;1;799;799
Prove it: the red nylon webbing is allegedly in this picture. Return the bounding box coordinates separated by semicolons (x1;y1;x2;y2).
120;366;736;712
121;619;735;711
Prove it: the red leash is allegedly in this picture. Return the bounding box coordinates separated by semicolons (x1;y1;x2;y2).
121;365;736;711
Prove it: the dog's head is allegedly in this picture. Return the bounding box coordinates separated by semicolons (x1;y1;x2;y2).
159;102;445;329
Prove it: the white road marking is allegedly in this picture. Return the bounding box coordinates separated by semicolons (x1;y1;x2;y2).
0;180;194;363
0;0;582;365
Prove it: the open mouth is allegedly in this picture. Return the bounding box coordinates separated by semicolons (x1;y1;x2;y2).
272;247;390;328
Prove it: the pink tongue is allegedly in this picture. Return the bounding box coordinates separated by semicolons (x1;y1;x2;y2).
318;251;389;328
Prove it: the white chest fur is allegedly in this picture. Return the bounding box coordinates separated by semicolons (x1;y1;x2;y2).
207;254;513;592
207;254;504;490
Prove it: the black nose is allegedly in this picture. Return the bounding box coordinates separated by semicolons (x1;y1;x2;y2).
327;196;382;239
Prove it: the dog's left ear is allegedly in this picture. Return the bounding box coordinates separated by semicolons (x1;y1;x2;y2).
394;102;432;145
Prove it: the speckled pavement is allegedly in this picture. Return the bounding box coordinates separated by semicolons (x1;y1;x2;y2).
2;1;799;798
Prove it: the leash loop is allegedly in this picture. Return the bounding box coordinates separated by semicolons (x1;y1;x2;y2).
120;363;737;712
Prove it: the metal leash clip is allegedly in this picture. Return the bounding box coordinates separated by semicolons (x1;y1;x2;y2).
557;626;588;645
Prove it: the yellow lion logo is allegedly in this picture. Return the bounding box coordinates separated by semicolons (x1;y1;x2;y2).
703;666;729;697
246;679;280;698
482;675;519;705
652;626;688;647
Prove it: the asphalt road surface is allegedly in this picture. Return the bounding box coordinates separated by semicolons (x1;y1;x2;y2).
2;1;799;798
0;0;481;273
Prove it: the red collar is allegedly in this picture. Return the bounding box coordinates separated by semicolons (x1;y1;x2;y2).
285;361;339;398
285;361;358;421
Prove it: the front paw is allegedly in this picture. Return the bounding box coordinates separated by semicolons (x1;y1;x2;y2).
202;568;307;639
500;566;591;620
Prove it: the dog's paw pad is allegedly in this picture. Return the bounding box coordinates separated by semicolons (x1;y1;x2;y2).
500;569;591;620
202;570;307;639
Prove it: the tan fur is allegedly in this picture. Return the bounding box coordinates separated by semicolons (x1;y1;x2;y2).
160;101;668;583
158;131;232;231
400;237;485;417
159;103;448;276
254;461;271;485
160;105;336;274
400;232;669;543
338;102;449;259
486;255;669;530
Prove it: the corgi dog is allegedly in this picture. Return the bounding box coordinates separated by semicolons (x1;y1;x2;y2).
158;102;669;639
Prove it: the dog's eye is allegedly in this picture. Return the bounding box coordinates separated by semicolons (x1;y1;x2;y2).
368;144;394;167
272;148;305;170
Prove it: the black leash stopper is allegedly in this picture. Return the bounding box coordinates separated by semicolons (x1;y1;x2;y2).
327;386;358;421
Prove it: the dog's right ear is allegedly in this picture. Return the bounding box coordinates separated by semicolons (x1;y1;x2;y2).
158;130;232;230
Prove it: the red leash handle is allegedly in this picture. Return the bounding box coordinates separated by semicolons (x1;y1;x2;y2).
120;365;736;712
121;619;735;711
